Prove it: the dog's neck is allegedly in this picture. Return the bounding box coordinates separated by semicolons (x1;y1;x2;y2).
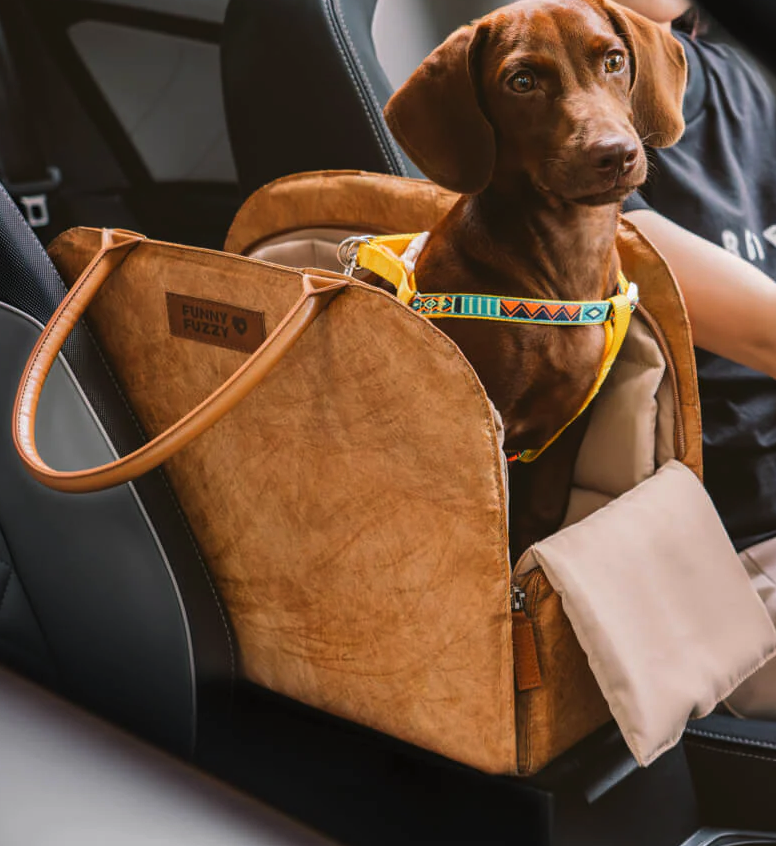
427;179;622;302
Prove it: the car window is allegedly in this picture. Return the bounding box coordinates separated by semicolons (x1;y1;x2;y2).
70;21;236;182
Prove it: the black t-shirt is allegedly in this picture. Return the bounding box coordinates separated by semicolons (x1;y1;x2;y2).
622;31;776;550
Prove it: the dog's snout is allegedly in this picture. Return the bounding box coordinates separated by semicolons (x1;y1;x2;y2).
589;138;640;177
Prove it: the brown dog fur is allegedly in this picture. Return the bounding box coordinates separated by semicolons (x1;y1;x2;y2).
383;0;686;556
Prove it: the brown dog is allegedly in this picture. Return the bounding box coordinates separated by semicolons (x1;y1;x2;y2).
383;0;686;556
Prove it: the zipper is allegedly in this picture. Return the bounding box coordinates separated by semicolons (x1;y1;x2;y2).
511;570;543;692
513;567;545;615
511;585;526;613
635;302;686;460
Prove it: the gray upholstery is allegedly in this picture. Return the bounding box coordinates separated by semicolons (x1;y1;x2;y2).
0;667;332;846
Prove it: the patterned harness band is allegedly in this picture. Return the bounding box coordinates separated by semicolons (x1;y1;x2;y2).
412;290;626;326
337;233;638;464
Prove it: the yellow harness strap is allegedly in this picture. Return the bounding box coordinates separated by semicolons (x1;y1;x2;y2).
516;287;631;462
350;235;420;304
342;233;635;464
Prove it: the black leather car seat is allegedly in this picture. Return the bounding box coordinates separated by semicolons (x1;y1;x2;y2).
222;0;511;195
0;184;233;756
222;0;418;194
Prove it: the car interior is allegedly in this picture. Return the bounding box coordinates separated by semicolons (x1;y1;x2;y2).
2;0;776;844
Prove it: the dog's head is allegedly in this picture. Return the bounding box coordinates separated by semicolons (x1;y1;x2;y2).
384;0;687;202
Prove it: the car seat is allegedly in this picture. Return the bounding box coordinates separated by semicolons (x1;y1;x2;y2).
221;0;505;196
0;182;233;756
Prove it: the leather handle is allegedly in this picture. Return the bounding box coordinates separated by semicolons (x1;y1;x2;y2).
13;229;348;493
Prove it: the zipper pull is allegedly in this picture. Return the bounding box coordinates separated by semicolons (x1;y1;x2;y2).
511;584;542;692
511;585;526;613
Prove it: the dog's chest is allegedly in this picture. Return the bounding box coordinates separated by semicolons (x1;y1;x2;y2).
411;256;606;432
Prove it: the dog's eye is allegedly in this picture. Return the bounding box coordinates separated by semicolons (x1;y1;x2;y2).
604;51;625;74
509;70;536;93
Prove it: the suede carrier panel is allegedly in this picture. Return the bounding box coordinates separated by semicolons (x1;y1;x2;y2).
46;170;702;775
50;227;517;775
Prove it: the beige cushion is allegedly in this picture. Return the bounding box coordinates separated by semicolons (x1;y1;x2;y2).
562;314;674;530
517;460;776;766
726;536;776;719
249;227;358;271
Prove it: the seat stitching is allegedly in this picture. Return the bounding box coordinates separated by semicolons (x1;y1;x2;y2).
0;184;64;290
319;0;398;173
157;471;236;684
689;741;776;766
331;0;409;176
320;0;389;163
686;727;776;751
15;248;115;436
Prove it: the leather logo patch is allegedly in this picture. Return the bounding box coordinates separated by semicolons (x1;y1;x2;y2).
166;293;266;354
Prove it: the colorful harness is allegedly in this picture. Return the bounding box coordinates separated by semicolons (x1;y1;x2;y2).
338;232;638;464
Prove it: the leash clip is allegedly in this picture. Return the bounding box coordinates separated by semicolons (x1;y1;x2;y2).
626;281;639;310
337;235;374;277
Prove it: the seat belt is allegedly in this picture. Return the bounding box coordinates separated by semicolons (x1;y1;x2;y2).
0;4;61;230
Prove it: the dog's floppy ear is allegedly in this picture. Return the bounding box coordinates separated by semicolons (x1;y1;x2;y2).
384;23;495;195
600;0;687;148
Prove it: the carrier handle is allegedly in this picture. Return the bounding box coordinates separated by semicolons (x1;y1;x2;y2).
13;229;348;493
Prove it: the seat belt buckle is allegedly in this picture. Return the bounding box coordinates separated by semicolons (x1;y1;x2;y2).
6;166;62;229
19;194;50;228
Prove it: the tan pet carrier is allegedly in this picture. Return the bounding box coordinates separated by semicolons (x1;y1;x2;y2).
14;170;776;776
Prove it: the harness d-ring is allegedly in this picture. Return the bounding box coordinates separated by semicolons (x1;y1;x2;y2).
337;235;375;277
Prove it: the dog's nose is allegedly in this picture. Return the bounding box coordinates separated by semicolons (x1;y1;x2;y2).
589;139;640;177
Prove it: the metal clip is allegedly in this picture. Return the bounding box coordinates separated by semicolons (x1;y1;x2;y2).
626;281;640;310
336;235;374;277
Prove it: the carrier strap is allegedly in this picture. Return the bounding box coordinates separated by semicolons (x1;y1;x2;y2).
13;230;348;492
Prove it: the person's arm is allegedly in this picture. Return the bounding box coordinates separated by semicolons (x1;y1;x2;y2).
625;208;776;378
